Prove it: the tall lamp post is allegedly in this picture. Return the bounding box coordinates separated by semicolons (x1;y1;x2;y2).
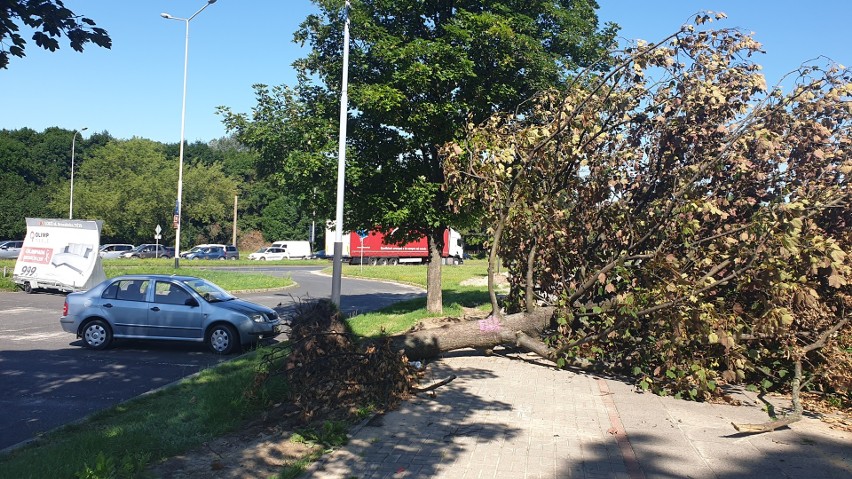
69;127;88;219
331;0;351;306
161;0;217;268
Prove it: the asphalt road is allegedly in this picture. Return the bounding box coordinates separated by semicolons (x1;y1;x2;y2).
0;266;424;451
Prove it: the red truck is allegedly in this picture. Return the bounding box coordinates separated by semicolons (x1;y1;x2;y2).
326;228;465;265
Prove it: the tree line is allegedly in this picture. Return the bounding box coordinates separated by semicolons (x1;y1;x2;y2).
0;127;317;249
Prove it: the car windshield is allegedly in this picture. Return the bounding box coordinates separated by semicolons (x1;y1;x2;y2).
180;278;234;303
255;247;269;253
189;246;205;252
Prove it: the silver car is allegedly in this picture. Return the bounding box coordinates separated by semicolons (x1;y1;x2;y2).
0;240;23;259
98;243;135;259
60;274;281;354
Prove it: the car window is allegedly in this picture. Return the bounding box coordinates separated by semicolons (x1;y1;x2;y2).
114;280;149;302
180;278;234;303
153;281;192;305
102;281;119;299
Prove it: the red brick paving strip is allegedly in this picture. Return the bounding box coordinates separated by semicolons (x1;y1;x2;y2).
597;378;646;479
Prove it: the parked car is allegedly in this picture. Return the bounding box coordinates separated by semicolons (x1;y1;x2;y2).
247;246;289;261
181;245;226;260
98;244;135;259
121;244;174;259
180;244;239;260
0;240;23;259
223;244;239;260
313;249;332;260
59;274;281;354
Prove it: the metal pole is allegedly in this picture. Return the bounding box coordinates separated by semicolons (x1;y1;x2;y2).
331;0;351;305
174;18;189;268
162;0;216;268
69;127;87;219
232;195;237;246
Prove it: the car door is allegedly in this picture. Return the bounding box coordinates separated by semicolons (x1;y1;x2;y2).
100;279;152;337
146;280;206;340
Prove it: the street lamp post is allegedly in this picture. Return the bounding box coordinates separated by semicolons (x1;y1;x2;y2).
331;0;351;306
69;127;88;219
161;0;217;268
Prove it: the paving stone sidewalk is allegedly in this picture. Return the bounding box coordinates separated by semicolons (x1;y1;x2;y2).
303;351;852;479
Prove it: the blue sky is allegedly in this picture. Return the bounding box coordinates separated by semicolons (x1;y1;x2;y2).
1;1;849;144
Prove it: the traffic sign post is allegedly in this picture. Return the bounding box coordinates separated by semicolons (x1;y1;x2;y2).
155;225;162;258
357;230;367;272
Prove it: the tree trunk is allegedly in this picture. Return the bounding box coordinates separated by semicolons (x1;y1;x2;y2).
426;230;443;314
390;307;555;360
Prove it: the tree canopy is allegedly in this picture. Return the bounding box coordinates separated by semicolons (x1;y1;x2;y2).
221;0;617;311
0;0;111;69
0;127;295;248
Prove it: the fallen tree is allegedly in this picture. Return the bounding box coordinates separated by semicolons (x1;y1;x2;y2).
441;12;851;428
253;13;850;432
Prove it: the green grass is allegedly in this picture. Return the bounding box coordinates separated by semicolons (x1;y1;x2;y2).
0;259;494;478
340;260;493;336
0;258;297;292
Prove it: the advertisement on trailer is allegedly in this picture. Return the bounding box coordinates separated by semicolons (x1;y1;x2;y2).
12;218;106;293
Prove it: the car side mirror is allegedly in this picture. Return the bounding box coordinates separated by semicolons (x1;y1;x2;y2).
184;297;199;307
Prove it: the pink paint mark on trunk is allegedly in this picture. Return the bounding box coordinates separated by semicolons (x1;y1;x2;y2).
478;315;502;333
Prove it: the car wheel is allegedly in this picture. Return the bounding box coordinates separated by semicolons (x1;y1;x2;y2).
23;281;33;294
261;256;267;261
82;319;112;350
219;257;225;260
206;324;239;355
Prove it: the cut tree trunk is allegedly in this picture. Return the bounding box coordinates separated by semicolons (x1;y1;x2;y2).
389;307;555;360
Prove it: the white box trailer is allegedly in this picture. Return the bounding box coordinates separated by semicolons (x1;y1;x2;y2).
12;218;106;293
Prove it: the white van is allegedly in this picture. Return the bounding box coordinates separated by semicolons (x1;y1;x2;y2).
270;240;312;259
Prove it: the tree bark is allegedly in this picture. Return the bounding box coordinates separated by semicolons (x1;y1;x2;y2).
426;229;443;314
390;307;555;360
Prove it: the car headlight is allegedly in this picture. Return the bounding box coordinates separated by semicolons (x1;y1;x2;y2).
250;313;265;323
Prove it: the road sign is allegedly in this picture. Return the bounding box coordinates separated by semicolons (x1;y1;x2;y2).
155;224;162;235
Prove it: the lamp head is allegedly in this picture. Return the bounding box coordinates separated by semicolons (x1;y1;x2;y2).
160;13;172;19
208;0;217;4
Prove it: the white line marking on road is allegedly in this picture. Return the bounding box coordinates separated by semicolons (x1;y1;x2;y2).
2;307;42;315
